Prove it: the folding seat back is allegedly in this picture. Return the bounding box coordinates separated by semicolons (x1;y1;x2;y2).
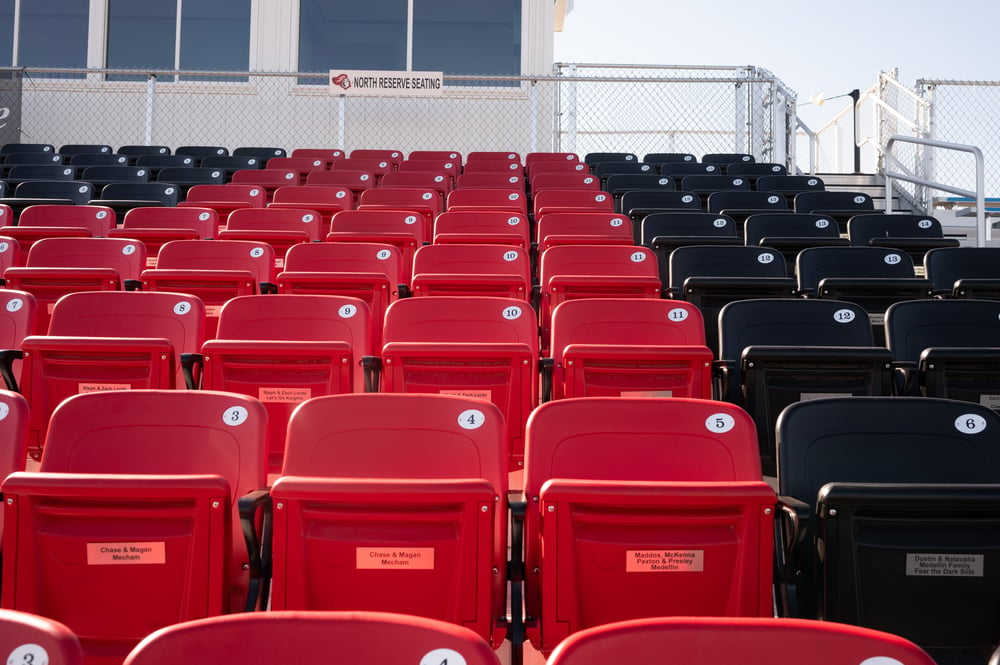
462;159;524;174
796;246;933;341
176;145;229;164
277;242;402;350
219;207;324;265
203;294;372;471
2;390;268;662
530;172;601;194
380;171;452;195
591;162;655;180
409;149;463;162
200;154;263;177
349;148;404;169
466;150;520;164
289;148;343;167
658;162;721;182
234;146;287;163
5;237;147;333
706;190;787;218
743;213;847;275
156;167;226;195
793;190;874;232
268;184;353;227
620;190;702;243
432;210;530;248
112;207;219;265
78;165;149;187
58;144;112;157
358;187;442;241
523;397;775;652
584;152;637;167
603;174;675;195
847;213;959;268
118;145;171;163
331;158;394;184
726;162;788;178
0;609;84;665
668;245;795;354
1;142;56;154
134;154;192;176
679;176;751;203
533;189;614;218
525;152;580;175
397;158;461;185
446;188;528;214
0;390;29;536
717;298;892;474
3;205;116;260
380;297;537;468
539;245;661;350
546;616;938;665
5;164;76;185
270;393;509;646
17;204;116;234
230;169;299;201
776;396;1000;662
0;290;37;387
122;611;500;665
305;169;376;206
924;246;1000;298
99;181;180;208
266;156;328;181
756;174;825;198
546;298;712;401
520;160;586;177
0;233;19;273
18;291;206;454
885;299;1000;404
180;183;267;219
535;211;633;251
641;212;742;281
410;244;530;300
15;180;95;205
643;152;696;165
327;209;423;283
702;152;755;167
141;240;275;332
69;153;129;167
454;172;525;191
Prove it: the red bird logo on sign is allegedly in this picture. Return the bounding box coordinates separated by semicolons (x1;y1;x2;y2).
331;73;351;90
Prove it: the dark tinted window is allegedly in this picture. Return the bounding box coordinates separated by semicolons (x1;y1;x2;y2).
181;0;251;74
18;0;88;72
412;0;520;76
107;0;176;80
298;0;407;74
0;0;13;67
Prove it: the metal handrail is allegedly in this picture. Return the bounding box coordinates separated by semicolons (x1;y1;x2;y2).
884;135;987;246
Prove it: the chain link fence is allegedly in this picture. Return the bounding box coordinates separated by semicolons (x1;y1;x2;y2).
2;65;796;164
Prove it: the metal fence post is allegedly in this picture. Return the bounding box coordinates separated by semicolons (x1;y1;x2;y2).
144;73;156;146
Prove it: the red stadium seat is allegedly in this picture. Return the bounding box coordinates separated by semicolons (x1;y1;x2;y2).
276;242;404;350
410;244;530;300
122;611;500;665
201;294;374;472
0;609;84;665
0;290;37;389
432;210;530;248
535;211;633;251
2;390;268;663
546;617;937;665
523;398;776;653
178;184;266;219
446;188;527;214
218;207;324;267
327;209;422;284
110;207;219;265
380;296;537;469
545;299;712;400
267;393;509;647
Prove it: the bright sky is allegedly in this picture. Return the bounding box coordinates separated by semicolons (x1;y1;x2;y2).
553;0;1000;129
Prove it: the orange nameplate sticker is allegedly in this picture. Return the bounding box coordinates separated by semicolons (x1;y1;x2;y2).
620;390;673;398
274;258;285;269
439;389;492;402
626;550;704;572
258;387;312;403
204;305;222;318
79;383;131;394
356;547;435;570
87;542;166;565
146;257;158;268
